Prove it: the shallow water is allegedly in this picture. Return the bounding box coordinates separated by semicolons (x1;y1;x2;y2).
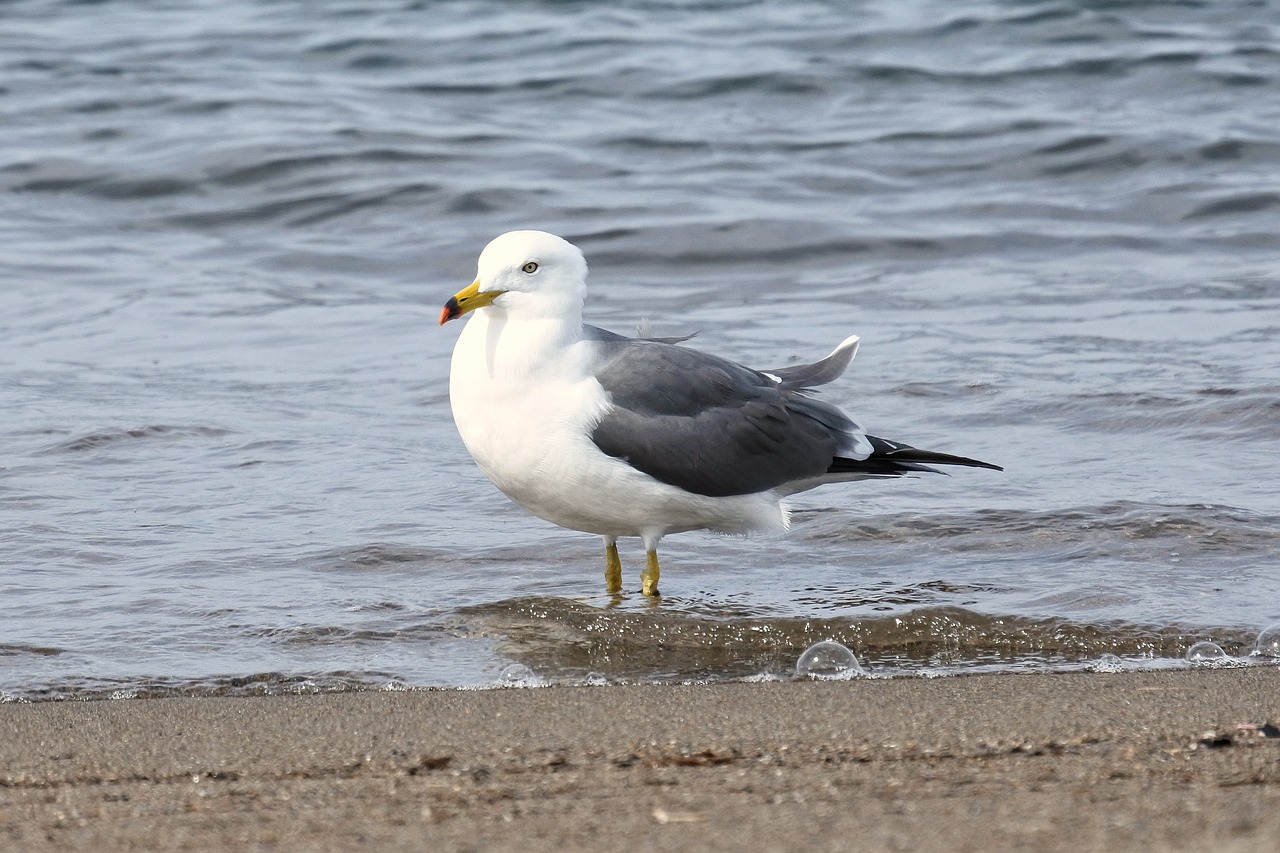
3;0;1279;699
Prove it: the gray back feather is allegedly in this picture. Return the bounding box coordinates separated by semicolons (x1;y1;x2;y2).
584;326;864;498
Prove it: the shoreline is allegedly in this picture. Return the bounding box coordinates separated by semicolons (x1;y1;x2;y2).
3;668;1278;851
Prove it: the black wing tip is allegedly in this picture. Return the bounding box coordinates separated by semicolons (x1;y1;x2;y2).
833;435;1004;475
917;454;1003;472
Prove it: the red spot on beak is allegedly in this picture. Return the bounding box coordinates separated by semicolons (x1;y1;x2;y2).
439;297;461;325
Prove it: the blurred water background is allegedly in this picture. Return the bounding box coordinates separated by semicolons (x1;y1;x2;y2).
3;0;1279;699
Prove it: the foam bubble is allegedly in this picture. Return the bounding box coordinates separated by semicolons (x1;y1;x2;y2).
1253;624;1280;658
795;640;865;680
740;672;786;683
1185;641;1228;665
1089;653;1125;673
497;663;544;687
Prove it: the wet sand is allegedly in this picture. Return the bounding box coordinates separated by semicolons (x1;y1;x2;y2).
2;668;1278;852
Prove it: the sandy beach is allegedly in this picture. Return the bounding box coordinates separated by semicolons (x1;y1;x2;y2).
2;668;1278;852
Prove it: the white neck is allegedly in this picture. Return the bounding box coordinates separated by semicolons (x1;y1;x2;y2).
464;307;584;382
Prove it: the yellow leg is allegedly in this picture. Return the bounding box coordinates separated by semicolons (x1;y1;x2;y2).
604;540;622;595
641;549;661;597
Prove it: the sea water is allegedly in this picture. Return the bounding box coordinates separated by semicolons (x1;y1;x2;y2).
3;0;1279;698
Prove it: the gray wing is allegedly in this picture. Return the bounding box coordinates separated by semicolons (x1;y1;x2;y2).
584;326;867;497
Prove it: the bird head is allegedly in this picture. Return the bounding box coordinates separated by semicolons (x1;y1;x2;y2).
440;230;589;325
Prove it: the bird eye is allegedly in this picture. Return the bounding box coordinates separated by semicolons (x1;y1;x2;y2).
521;261;539;274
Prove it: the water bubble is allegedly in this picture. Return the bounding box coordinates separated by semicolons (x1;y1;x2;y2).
1254;624;1280;658
795;640;865;680
1185;641;1228;665
1090;653;1125;673
582;672;609;686
497;663;543;687
740;672;786;683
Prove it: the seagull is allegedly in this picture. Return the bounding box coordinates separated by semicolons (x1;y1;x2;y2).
440;230;1001;597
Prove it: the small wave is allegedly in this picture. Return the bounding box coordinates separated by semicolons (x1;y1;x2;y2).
1036;147;1146;177
1208;71;1271;87
888;380;1000;400
1196;138;1280;163
446;189;526;215
304;37;397;55
876;119;1054;144
1026;387;1280;440
394;76;575;96
1184;192;1280;219
205;148;454;188
582;222;1192;271
0;643;64;658
7;161;198;200
309;544;464;571
7;671;408;703
252;625;416;646
796;502;1280;555
42;425;232;454
168;183;442;229
1032;134;1111;156
643;71;828;100
851;53;1197;85
459;596;1260;682
303;36;411;70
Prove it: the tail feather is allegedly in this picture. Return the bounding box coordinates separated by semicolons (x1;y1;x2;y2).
828;435;1003;478
764;335;860;390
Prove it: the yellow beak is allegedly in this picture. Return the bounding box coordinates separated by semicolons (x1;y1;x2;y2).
440;279;506;325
